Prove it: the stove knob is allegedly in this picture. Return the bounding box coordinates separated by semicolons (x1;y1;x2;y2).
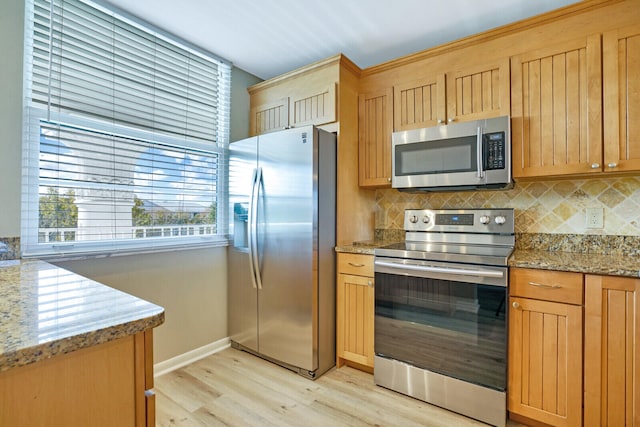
479;215;491;224
422;215;431;224
409;215;418;224
494;215;507;225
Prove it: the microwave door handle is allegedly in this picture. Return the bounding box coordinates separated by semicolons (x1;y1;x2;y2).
476;127;485;179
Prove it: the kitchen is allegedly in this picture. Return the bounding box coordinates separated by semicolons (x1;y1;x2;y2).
1;0;639;426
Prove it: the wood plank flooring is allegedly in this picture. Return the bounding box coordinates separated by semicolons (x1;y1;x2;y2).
155;348;526;427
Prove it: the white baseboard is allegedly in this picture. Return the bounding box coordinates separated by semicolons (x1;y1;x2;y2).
154;337;230;377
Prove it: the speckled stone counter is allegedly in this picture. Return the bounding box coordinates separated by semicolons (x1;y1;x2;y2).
336;234;640;278
0;259;165;372
335;240;399;255
509;250;640;278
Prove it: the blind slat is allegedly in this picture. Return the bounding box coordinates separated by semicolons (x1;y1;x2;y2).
23;0;230;257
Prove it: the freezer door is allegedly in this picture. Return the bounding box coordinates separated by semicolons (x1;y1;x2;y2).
227;136;258;352
256;126;316;371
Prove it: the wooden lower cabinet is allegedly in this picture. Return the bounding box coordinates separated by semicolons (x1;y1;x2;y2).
0;331;155;427
336;253;375;371
584;274;640;426
508;268;583;427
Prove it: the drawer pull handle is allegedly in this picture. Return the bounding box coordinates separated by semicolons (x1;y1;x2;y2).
512;301;520;309
528;281;562;289
348;262;365;268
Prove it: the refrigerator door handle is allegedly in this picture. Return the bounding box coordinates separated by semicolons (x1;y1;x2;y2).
251;167;263;290
247;168;259;289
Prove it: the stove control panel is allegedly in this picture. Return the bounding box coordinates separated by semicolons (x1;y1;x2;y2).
404;208;514;234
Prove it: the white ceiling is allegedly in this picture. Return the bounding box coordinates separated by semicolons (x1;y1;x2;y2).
102;0;579;80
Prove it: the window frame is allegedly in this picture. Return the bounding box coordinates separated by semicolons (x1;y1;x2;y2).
21;0;231;259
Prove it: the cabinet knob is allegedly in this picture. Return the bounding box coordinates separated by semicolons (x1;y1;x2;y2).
437;119;443;124
448;117;455;123
387;177;391;182
367;280;373;288
512;301;520;309
607;162;618;168
591;163;600;169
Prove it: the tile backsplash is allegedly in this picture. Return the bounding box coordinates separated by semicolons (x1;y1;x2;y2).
375;176;640;236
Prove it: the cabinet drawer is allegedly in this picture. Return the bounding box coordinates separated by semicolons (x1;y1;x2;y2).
337;253;374;277
510;268;583;305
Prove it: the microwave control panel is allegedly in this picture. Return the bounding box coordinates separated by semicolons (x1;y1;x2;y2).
483;131;506;170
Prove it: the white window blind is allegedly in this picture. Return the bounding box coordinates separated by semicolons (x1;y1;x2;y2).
22;0;231;258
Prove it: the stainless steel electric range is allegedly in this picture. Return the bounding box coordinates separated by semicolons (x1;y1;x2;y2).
374;208;515;427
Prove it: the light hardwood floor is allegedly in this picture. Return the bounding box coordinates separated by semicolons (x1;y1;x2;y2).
155;348;525;427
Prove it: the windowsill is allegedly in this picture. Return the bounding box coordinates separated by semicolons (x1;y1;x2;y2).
22;239;230;262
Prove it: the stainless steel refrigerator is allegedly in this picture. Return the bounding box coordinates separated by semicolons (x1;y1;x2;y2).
227;125;336;379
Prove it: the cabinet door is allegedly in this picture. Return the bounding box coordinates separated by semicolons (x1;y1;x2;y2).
250;97;289;135
393;75;445;131
359;89;393;187
290;83;336;128
510;35;602;178
508;296;583;427
336;273;375;369
603;23;640;173
584;275;640;427
0;336;138;427
446;59;510;124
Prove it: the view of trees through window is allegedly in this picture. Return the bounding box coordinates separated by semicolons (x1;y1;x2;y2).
39;188;217;242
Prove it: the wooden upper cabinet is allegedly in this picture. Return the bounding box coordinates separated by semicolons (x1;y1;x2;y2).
251;84;337;136
446;59;510;124
248;57;339;136
290;83;336;128
359;88;393;187
510;35;603;178
603;23;640;173
251;98;289;135
393;75;444;131
393;60;509;131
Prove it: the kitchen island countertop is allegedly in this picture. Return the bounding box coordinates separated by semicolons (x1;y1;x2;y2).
0;259;164;372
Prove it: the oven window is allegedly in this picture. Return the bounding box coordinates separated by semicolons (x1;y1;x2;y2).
375;272;507;391
395;136;477;176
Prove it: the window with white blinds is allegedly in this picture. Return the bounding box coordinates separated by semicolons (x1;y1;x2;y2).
22;0;231;258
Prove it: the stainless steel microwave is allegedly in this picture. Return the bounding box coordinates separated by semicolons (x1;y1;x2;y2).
392;115;511;191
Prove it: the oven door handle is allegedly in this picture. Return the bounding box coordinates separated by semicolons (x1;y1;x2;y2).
374;260;504;278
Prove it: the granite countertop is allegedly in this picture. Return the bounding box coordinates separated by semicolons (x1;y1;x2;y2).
336;241;640;278
509;249;640;278
335;240;400;255
0;259;165;373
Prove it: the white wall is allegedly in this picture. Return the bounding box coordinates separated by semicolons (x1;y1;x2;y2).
56;247;227;363
0;0;24;237
1;0;264;363
231;67;261;142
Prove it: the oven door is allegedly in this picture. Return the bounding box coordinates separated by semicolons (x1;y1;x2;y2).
374;257;507;391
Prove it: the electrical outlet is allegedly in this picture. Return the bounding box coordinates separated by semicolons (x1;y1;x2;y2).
586;208;604;229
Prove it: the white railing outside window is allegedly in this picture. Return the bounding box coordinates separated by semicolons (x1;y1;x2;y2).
38;223;217;243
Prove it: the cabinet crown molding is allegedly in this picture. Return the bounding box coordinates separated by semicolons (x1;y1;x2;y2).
360;0;619;77
248;53;360;93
